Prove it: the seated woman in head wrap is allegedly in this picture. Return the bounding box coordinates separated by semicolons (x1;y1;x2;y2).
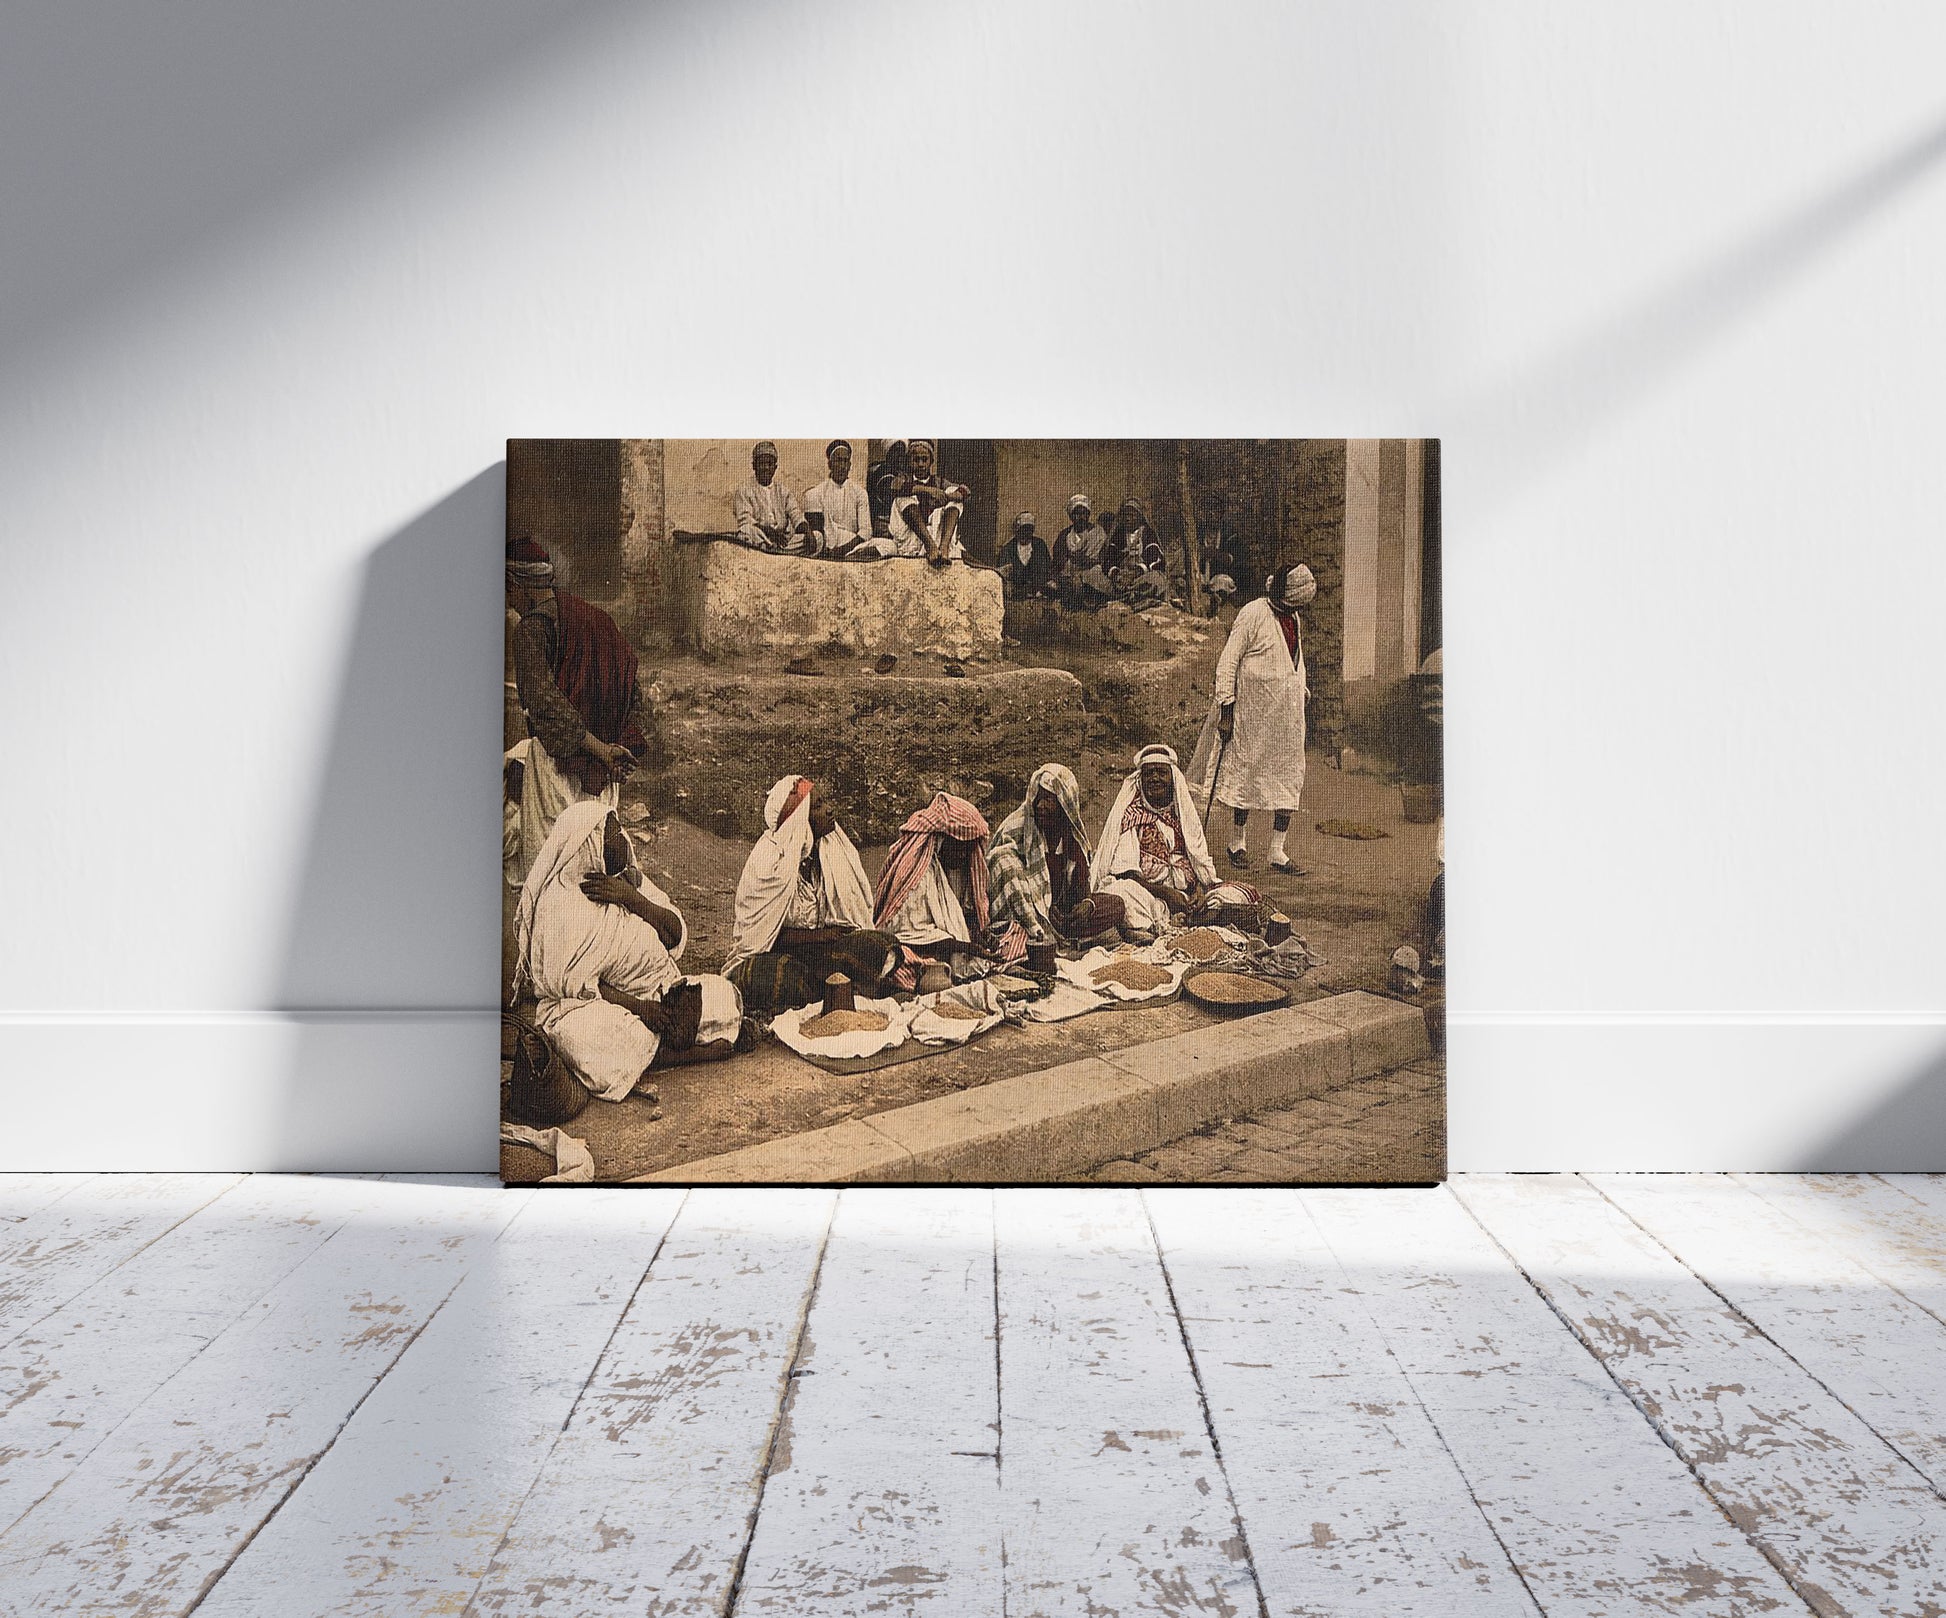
723;776;900;1015
1104;498;1172;609
987;764;1125;946
514;801;743;1102
874;792;1025;986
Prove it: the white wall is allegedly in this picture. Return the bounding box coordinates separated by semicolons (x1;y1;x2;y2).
4;0;1943;1170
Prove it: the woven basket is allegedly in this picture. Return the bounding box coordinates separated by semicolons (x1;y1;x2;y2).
503;1012;589;1129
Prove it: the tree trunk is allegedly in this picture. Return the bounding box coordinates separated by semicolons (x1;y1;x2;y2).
1177;443;1205;615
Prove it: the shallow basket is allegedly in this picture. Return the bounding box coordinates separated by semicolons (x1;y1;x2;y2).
1183;969;1291;1016
503;1011;590;1129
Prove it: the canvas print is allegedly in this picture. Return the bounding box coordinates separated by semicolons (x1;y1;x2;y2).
501;440;1443;1185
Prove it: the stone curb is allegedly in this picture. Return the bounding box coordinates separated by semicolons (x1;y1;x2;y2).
633;991;1429;1185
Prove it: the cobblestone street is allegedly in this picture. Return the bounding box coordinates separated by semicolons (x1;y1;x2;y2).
1087;1057;1445;1184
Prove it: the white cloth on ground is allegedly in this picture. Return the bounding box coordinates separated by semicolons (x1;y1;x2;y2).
724;775;877;974
1188;596;1308;811
499;1123;595;1183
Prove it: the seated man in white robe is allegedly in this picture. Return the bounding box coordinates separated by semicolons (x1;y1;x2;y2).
885;438;968;565
514;802;744;1101
1090;745;1224;941
803;439;873;558
733;440;811;554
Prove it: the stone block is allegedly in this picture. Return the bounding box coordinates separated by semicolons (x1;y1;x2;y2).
1097;1007;1353;1139
1296;991;1431;1075
632;1118;913;1184
863;1058;1154;1182
672;542;1003;659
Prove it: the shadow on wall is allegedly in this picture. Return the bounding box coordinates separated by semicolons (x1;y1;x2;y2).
271;467;505;1170
0;1;638;378
1455;109;1946;515
1796;1047;1946;1172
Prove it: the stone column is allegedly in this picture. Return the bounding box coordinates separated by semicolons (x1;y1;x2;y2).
619;439;669;648
1281;439;1347;751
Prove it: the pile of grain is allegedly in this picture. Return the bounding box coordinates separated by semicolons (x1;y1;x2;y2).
1091;960;1175;992
1189;971;1284;1006
929;1000;986;1022
800;1008;891;1039
1315;818;1389;840
990;974;1038;995
1170;927;1227;961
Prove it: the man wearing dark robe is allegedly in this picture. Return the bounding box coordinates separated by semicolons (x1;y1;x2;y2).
505;535;654;878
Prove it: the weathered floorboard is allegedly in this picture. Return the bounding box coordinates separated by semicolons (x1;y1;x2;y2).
193;1186;687;1617
1459;1173;1946;1617
1595;1173;1946;1498
733;1188;1004;1615
466;1188;836;1616
0;1174;397;1535
995;1188;1262;1618
1304;1185;1807;1615
1734;1175;1946;1326
1148;1188;1540;1616
0;1175;526;1616
0;1172;244;1348
0;1173;95;1222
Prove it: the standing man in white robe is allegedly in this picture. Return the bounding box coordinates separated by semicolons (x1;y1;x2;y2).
803;439;872;557
1189;563;1316;874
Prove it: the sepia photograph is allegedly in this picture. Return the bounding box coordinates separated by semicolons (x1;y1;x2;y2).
501;439;1443;1184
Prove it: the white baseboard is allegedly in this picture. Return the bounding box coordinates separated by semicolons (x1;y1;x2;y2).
1;1012;1940;1173
1448;1013;1946;1171
0;1012;495;1172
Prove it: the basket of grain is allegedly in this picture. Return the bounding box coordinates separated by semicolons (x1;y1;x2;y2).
1183;970;1291;1015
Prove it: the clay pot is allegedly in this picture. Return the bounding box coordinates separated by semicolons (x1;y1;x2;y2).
918;962;952;995
822;973;856;1015
1027;938;1058;973
1264;913;1293;946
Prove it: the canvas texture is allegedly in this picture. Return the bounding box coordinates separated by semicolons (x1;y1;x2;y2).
501;439;1444;1185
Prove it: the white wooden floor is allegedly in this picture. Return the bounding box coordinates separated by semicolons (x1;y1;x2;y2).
1;1176;1943;1615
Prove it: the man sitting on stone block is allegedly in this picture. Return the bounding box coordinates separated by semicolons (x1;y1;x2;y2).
733;440;811;555
887;438;969;566
803;439;872;558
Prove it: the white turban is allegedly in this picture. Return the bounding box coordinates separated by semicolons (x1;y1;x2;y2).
1269;564;1318;607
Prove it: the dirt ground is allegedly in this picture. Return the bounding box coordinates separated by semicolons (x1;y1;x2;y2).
517;748;1444;1182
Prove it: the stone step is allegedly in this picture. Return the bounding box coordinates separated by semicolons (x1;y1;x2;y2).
631;991;1430;1184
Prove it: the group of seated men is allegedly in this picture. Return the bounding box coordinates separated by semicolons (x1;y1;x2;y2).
508;742;1266;1109
735;437;969;567
735;438;1225;611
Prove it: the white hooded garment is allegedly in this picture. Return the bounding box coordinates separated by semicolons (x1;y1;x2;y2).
514;801;740;1100
1091;749;1219;937
724;776;877;974
1189;595;1308;811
